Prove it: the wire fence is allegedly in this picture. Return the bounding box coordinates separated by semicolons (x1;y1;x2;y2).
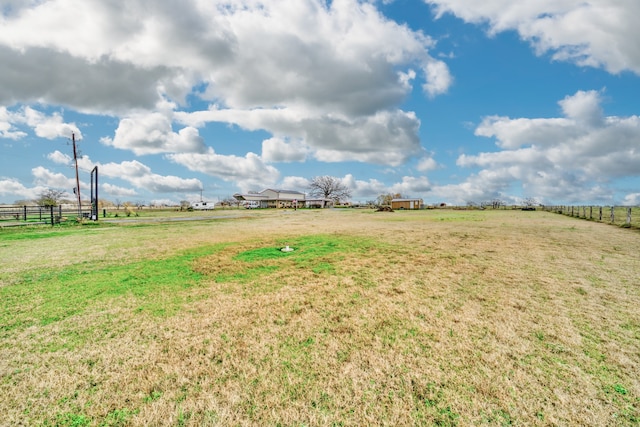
2;204;639;229
543;205;640;229
0;205;95;227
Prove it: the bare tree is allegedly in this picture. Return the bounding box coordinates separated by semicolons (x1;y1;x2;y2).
309;176;352;204
37;189;65;207
122;201;133;216
377;192;403;207
491;198;504;209
221;196;240;208
98;199;114;209
522;197;538;208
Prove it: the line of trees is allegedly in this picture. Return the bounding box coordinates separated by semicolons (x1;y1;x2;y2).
467;197;540;209
12;189;149;213
308;177;413;207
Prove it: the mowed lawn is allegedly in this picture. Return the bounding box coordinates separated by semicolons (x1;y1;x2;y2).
1;209;638;426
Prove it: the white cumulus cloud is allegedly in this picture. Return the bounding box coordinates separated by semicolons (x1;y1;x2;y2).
426;0;640;74
449;90;640;204
0;0;451;114
101;183;138;198
168;148;280;192
261;138;310;163
83;158;203;194
47;150;72;165
0;0;460;208
178;107;423;166
0;106;80;140
31;166;76;190
101;112;206;155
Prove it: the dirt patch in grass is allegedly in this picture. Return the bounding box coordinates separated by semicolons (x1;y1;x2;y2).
1;209;639;425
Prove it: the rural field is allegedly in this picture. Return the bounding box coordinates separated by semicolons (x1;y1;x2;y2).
1;208;639;426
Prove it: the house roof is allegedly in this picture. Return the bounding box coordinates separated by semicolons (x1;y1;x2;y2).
262;188;305;195
234;189;305;201
233;193;268;201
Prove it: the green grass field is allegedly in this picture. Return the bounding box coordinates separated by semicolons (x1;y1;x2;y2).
1;209;639;426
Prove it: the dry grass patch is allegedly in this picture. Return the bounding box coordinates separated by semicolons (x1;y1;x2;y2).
1;209;639;425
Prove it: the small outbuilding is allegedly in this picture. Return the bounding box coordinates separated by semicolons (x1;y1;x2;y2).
390;198;423;210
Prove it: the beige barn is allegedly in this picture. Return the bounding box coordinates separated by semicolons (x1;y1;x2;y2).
390;198;423;210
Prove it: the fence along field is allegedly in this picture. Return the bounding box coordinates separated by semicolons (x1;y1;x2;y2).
544;205;640;229
3;204;640;228
0;209;638;425
0;205;95;226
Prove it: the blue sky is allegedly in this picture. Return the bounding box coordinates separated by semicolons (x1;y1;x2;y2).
1;0;639;206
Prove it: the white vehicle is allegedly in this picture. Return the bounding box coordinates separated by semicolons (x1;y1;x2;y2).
191;201;215;210
243;201;260;209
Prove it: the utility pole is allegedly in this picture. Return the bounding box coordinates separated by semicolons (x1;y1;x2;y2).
72;132;82;218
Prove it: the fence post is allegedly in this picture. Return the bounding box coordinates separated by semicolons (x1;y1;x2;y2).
50;205;54;226
23;205;27;221
627;207;632;226
610;207;615;223
589;206;593;220
599;206;602;221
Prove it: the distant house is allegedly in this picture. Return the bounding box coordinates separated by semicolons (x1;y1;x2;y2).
391;198;423;210
233;189;306;208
